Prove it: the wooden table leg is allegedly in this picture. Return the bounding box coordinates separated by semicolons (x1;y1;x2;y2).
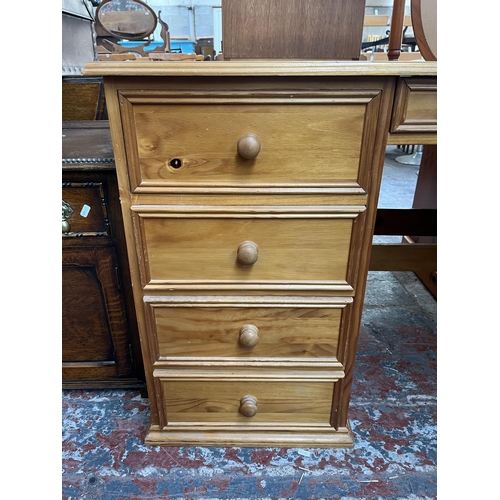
405;144;437;297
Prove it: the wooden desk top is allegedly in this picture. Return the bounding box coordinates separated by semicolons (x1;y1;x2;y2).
83;60;437;78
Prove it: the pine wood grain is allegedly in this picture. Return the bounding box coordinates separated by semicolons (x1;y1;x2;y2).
122;98;367;189
151;305;345;360
94;61;436;447
82;60;438;78
139;215;355;285
161;379;335;424
145;424;354;448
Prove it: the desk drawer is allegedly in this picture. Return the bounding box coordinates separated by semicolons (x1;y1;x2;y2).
390;77;437;133
158;377;336;424
118;89;382;191
146;297;351;361
133;206;364;289
62;182;110;237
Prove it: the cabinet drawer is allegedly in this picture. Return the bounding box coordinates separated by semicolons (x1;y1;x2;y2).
158;378;336;424
62;182;110;236
133;206;364;290
390;77;437;133
119;89;382;192
146;297;352;362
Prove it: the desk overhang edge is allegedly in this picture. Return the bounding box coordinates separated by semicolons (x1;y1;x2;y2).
82;60;437;78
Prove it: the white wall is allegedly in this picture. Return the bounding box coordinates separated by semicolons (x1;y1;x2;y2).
366;0;411;8
147;0;221;40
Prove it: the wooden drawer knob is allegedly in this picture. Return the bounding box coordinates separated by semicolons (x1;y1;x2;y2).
237;133;261;159
239;324;259;347
239;395;258;417
237;240;259;265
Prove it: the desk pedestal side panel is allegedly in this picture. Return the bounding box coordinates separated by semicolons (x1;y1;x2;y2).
99;70;398;447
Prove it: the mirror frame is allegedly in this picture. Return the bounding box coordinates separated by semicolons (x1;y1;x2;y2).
96;0;158;41
411;0;437;61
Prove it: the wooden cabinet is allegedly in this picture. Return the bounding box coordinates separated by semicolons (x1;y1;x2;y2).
63;245;130;381
83;60;437;447
62;122;145;390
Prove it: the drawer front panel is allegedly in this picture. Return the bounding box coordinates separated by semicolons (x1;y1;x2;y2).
62;183;110;236
134;209;362;287
148;301;349;360
119;90;382;191
161;379;335;424
390;77;437;133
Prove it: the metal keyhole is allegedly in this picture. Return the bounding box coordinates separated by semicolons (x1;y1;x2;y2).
170;158;182;169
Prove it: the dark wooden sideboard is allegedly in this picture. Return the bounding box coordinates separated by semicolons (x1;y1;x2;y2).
62;120;146;390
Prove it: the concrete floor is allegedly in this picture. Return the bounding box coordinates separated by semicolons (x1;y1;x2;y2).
62;146;437;499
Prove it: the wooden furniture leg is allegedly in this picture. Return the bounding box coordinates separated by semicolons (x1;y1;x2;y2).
388;0;406;61
404;144;437;297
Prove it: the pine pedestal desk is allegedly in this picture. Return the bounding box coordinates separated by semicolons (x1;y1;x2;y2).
82;60;437;447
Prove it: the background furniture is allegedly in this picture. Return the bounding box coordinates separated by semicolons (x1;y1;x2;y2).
95;0;171;58
371;75;437;297
387;0;407;60
362;10;421;61
62;0;106;121
62;121;146;390
411;0;437;61
83;59;437;447
222;0;366;60
376;0;437;296
403;144;437;297
62;0;98;77
385;0;436;62
62;0;146;390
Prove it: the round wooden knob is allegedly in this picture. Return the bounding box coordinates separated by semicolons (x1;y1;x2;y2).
239;324;259;347
237;133;261;159
239;395;258;417
237;241;258;265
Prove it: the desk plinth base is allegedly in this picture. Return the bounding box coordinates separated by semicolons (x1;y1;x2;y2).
144;422;354;448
